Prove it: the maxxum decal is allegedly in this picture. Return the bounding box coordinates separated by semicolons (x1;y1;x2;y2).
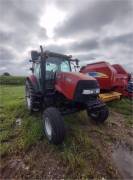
87;72;109;78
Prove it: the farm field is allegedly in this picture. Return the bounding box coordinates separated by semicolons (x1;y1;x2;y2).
0;82;133;179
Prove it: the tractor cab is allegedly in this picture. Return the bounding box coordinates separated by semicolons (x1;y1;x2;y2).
30;48;79;92
45;56;71;89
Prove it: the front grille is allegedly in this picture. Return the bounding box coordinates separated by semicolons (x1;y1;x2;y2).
74;80;99;103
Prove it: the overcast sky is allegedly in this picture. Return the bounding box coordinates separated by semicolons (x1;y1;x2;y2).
0;0;133;75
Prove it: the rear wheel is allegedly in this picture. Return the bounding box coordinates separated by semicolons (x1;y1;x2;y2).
87;106;109;123
42;107;66;144
25;80;41;112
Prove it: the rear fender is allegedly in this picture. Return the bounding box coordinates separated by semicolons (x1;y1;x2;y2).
26;75;40;92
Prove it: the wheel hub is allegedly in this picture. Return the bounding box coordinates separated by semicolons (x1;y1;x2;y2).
45;117;52;140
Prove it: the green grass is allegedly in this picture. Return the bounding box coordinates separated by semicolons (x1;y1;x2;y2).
0;130;12;142
0;85;43;156
108;98;133;126
59;128;100;178
0;143;10;156
0;85;102;178
0;75;25;85
0;84;132;178
0;85;24;108
108;98;132;115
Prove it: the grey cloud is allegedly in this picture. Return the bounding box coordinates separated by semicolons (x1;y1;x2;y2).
0;0;43;26
0;62;30;75
69;38;99;52
45;40;100;64
124;63;133;73
0;0;133;75
55;0;133;37
102;33;133;47
76;53;101;61
0;46;30;75
0;0;47;74
0;47;16;66
0;27;47;52
46;37;99;55
54;0;88;11
46;44;67;54
0;0;47;52
0;30;31;52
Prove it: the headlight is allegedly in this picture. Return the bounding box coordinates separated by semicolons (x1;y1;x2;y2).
82;88;100;95
95;88;100;93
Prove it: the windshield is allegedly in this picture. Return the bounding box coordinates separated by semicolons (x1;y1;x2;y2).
46;57;71;72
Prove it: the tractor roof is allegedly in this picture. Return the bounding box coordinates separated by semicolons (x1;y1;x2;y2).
44;51;79;63
30;49;79;63
44;50;72;60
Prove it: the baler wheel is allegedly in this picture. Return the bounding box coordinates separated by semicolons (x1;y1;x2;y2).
87;106;109;123
42;107;66;144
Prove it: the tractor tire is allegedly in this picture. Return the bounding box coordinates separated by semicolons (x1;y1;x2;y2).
87;106;109;123
25;80;41;112
42;107;66;145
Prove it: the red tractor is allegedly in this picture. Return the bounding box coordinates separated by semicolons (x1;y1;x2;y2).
25;46;109;145
80;61;133;99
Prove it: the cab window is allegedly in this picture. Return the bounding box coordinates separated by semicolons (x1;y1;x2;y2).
34;63;41;79
60;61;71;72
46;62;58;72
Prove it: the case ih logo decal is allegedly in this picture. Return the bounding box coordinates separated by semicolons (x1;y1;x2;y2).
87;72;108;78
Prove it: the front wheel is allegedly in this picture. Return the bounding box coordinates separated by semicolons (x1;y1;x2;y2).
42;107;66;145
87;106;109;123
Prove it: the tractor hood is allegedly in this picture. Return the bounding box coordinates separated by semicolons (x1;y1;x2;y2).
55;72;100;101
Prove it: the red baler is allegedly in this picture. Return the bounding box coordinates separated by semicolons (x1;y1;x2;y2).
80;61;133;99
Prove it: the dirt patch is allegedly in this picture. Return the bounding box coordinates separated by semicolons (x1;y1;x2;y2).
82;110;133;179
1;158;29;179
112;142;133;179
1;142;65;179
22;142;65;179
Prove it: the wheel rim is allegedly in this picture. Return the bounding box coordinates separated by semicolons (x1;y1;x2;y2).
26;88;31;109
27;96;31;109
45;117;52;140
90;111;99;118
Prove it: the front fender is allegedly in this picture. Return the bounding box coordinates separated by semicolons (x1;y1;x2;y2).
26;75;40;92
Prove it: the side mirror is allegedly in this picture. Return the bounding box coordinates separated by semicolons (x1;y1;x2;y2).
68;55;72;58
76;59;79;66
31;51;39;60
30;67;34;72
